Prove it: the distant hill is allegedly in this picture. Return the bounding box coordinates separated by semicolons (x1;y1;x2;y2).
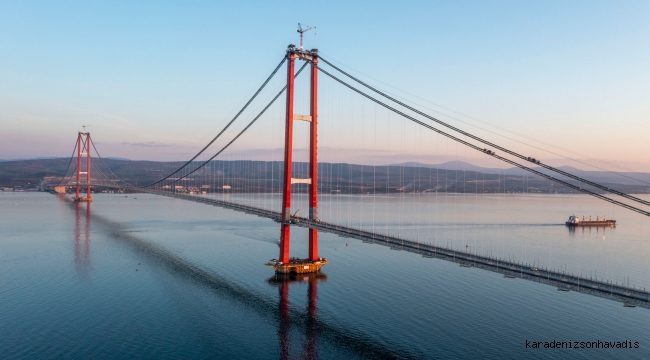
2;158;649;195
0;157;62;162
394;161;650;186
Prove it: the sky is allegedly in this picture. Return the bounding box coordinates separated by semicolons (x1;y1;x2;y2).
1;1;649;171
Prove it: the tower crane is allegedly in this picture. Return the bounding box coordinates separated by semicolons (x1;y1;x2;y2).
297;23;316;50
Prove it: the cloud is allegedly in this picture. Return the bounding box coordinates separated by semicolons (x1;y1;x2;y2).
129;141;176;148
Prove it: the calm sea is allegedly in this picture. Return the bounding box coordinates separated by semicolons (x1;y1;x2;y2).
1;192;649;359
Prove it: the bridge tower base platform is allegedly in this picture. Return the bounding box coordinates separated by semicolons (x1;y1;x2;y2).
266;258;328;274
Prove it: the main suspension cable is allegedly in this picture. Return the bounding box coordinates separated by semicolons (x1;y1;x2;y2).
316;65;650;218
318;57;650;208
154;61;310;188
90;138;132;186
57;139;79;186
90;157;115;185
145;56;287;187
319;53;650;186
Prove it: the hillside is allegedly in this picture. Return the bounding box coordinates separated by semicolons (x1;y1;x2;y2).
1;158;649;195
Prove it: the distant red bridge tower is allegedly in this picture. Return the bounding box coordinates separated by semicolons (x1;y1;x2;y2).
267;45;328;274
74;130;93;202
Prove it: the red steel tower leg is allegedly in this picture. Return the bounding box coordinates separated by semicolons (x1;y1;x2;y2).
86;134;91;198
75;134;81;199
308;56;319;261
279;51;296;264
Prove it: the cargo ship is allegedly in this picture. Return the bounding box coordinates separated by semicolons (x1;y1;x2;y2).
565;215;616;227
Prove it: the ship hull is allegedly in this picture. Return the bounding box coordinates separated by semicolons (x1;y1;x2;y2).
566;221;615;227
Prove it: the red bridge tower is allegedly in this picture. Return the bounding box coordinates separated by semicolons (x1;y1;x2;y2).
74;130;93;202
267;45;328;274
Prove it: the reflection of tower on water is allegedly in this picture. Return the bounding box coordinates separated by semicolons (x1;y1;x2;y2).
268;272;326;360
74;201;91;277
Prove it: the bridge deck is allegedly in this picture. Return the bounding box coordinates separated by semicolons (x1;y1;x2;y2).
81;188;650;308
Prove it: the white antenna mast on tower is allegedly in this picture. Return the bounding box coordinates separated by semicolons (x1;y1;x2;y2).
297;23;316;50
82;124;91;133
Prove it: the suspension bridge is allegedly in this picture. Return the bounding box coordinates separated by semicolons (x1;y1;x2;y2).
54;45;650;308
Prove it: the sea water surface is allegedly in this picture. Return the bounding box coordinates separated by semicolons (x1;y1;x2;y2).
1;192;649;359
